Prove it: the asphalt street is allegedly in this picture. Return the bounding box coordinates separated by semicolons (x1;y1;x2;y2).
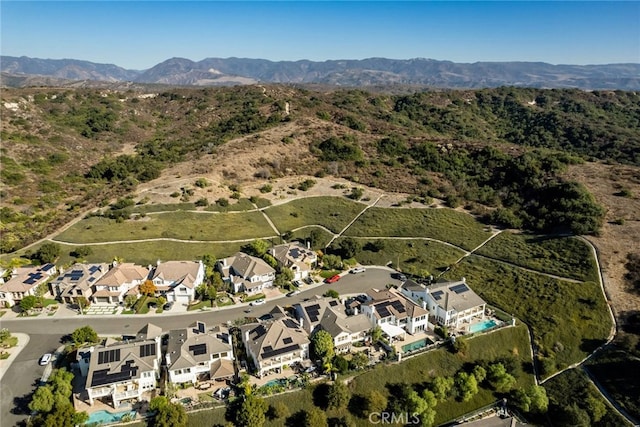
0;267;401;426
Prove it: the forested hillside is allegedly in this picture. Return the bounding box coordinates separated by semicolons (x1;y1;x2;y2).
1;86;639;252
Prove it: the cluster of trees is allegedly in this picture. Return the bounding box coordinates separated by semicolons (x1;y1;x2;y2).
240;239;294;289
149;396;187;427
316;135;364;162
28;368;88;427
625;253;640;294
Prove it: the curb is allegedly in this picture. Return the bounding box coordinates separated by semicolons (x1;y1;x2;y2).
0;333;30;382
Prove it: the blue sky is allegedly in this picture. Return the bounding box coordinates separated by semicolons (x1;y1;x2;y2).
2;1;638;69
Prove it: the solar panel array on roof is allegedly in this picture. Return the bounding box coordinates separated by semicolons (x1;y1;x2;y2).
139;343;156;358
329;300;338;307
304;304;321;323
376;305;391;318
283;337;293;344
189;343;207;356
283;319;299;329
90;360;138;387
24;278;37;285
263;345;273;353
88;277;96;282
97;349;121;364
450;284;469;294
89;265;101;274
431;290;444;300
42;263;55;270
289;248;300;258
262;344;299;359
391;300;406;313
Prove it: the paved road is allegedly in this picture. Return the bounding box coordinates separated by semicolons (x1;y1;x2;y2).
0;267;400;426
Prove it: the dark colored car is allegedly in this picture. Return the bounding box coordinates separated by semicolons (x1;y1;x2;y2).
163;302;174;311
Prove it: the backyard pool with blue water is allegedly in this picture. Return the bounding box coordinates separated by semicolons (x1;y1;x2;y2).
401;337;434;353
85;409;136;425
469;319;498;334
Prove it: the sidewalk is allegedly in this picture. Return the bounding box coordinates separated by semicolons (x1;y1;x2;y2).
0;333;30;381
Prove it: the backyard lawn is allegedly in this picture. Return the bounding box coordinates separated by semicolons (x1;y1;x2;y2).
345;207;492;251
443;256;612;378
475;231;599;282
54;211;275;243
263;196;366;234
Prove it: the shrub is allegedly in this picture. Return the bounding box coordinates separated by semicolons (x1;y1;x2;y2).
259;184;272;194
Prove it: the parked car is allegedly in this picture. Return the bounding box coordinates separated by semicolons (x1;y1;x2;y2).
292;280;302;287
391;272;407;281
287;290;300;297
350;267;366;274
39;353;52;366
325;274;341;284
163;301;174;311
304;276;314;285
250;299;266;306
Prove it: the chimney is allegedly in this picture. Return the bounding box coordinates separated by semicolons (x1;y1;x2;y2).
227;333;232;345
299;317;304;330
307;240;311;249
444;292;449;312
156;259;161;266
422;300;427;310
244;330;249;343
462;277;466;283
354;307;359;315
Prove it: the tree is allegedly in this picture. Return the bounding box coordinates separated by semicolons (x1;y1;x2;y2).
70;246;92;259
140;279;157;296
487;363;516;392
267;401;289;420
349;351;368;370
303;407;328;427
71;326;98;346
196;283;217;305
124;294;138;308
311;330;335;362
322;254;343;270
28;386;54;413
32;242;61;264
262;253;278;269
336;237;361;259
370;326;383;343
323;289;339;299
585;394;606;422
236;394;267;427
327;381;351;410
20;295;38;312
243;239;269;257
150;396;187;427
430;376;454;402
333;355;349;374
527;385;549;414
454;372;478;402
157;296;167;307
365;390;388;413
452;337;469;355
309;229;322;248
472;365;487;383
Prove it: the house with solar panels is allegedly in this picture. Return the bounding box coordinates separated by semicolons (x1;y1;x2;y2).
217;252;276;295
165;322;234;386
269;242;317;280
401;278;486;330
360;288;430;337
294;297;371;353
85;323;162;408
0;264;56;307
240;317;310;377
149;260;204;305
50;263;109;304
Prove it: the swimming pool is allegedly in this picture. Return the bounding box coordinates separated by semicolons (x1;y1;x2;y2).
469;319;498;334
401;337;434;353
85;409;136;425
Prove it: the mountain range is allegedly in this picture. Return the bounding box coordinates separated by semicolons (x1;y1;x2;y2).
2;55;640;90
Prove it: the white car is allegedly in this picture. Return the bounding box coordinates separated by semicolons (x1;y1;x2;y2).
250;299;266;306
39;353;52;366
287;290;300;297
350;267;366;274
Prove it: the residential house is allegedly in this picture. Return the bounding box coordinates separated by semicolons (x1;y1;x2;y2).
217;252;275;295
360;288;429;338
150;260;204;305
165;322;234;385
269;242;317;280
85;323;162;408
50;263;109;304
0;264;56;307
91;263;149;304
295;297;370;353
241;317;309;377
402;278;486;330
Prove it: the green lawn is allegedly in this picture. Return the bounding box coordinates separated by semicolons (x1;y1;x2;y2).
443;255;612;378
345;207;492;251
337;237;466;277
25;240;245;266
128;202;196;214
54;210;275;243
476;231;599;282
264;196;366;233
